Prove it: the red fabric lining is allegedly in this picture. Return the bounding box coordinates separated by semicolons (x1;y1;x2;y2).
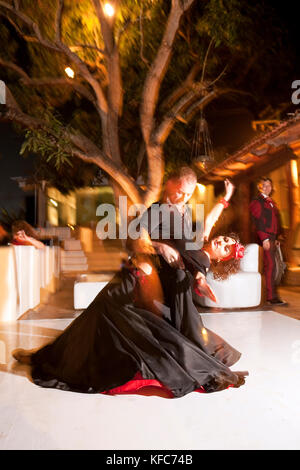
102;372;206;397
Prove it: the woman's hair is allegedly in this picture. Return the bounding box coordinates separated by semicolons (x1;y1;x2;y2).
12;220;39;240
0;224;10;245
206;232;243;281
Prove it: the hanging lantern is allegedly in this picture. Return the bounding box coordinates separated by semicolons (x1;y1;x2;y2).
191;113;215;171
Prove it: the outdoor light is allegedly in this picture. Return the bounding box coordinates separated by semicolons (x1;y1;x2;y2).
64;67;75;79
191;115;215;172
291;160;299;187
49;198;58;207
0;79;6;105
196;183;206;195
103;2;115;17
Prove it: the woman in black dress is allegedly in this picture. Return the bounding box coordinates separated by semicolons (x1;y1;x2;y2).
13;168;247;397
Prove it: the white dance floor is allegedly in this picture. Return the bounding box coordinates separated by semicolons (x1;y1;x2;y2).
0;310;300;450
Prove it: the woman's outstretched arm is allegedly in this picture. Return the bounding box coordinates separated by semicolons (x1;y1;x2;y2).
13;230;45;249
203;179;235;241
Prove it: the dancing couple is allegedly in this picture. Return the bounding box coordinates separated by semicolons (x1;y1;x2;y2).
13;167;248;397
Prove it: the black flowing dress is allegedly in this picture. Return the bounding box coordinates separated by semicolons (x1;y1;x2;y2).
30;203;247;397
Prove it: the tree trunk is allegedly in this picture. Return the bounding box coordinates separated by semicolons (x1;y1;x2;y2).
143;143;164;207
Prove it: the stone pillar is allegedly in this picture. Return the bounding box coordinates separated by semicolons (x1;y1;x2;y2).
285;159;300;266
37;186;47;228
237;181;251;244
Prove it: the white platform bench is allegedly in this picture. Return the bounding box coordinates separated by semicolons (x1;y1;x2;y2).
197;243;262;309
74;273;115;309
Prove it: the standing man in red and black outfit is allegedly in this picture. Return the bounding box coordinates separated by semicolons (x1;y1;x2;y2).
250;177;286;306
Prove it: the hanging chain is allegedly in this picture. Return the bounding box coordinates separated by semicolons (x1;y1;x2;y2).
191;109;214;165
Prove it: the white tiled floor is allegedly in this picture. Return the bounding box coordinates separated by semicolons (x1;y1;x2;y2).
0;310;300;450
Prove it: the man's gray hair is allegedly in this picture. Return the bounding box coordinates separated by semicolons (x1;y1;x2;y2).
168;166;197;184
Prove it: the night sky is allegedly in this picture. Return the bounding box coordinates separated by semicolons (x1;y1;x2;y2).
0;123;35;215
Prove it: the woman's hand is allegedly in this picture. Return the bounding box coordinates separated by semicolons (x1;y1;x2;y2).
154;242;185;269
15;230;27;242
224;178;235;202
14;230;45;249
203;179;234;242
194;275;217;303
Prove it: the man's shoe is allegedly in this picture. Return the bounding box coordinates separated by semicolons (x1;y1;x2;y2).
267;298;288;306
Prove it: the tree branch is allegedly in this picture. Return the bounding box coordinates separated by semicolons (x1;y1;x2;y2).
3;14;40;44
154;88;215;144
55;0;64;43
92;0;123;162
154;86;252;145
140;0;195;198
54;42;108;115
20;76;97;104
0;1;108;115
0;55;99;107
69;44;105;55
72;148;142;205
200;38;214;85
0;1;62;52
1;84;142;204
91;0;122;116
92;0;114;55
205;64;228;88
140;0;194;143
139;5;149;66
0;57;29;79
182;91;219;122
183;87;252;122
160;61;202;111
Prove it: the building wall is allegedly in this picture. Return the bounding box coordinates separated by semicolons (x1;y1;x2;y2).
269;167;290;228
46;187;76;227
76;186;115;226
45;186;116;228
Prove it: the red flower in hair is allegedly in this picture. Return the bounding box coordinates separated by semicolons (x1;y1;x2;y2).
222;242;245;262
235;243;245;259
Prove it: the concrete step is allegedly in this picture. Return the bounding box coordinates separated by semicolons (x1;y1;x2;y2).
63;239;82;251
61;264;88;272
61;257;87;265
61;250;87;258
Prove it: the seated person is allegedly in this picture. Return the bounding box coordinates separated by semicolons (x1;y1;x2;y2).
11;220;45;250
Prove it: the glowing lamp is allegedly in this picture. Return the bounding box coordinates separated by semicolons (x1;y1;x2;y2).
196;183;206;195
49;198;58;207
64;67;75;79
291;160;299;187
103;2;115;17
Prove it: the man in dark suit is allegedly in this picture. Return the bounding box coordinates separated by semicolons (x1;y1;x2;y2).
249;177;286;306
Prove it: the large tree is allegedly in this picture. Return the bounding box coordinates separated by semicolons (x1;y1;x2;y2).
0;0;289;205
